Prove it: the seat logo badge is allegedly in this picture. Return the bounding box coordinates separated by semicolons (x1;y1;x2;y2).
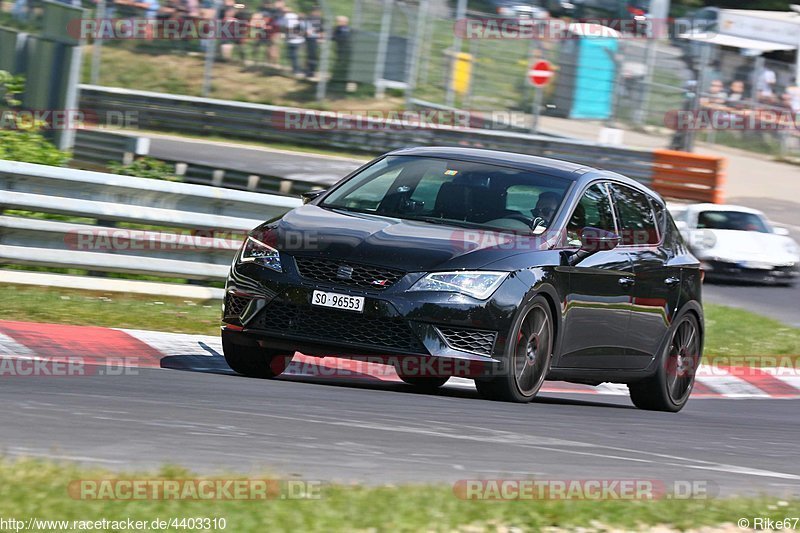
371;279;390;287
336;265;354;280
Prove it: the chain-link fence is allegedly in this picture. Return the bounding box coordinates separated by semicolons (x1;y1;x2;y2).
3;0;799;158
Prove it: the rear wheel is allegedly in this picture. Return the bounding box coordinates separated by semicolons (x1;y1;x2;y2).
222;334;292;379
475;296;553;403
629;313;701;412
398;375;449;390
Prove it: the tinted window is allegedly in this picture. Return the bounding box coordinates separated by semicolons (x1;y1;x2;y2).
610;184;659;245
566;183;615;246
696;211;770;233
323;156;572;234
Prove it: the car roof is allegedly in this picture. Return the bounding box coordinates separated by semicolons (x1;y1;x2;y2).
385;146;663;202
386;146;592;179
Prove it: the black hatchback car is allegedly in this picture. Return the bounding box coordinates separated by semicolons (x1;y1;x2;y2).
222;147;704;412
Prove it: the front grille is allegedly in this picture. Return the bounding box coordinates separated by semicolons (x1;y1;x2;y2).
436;326;497;356
294;256;405;290
225;294;251;317
255;301;424;353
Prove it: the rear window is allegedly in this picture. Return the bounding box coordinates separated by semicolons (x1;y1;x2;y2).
696;211;770;233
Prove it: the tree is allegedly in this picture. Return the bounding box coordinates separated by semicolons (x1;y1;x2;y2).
0;71;70;166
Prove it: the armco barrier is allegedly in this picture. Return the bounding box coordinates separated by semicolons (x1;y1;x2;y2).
0;160;301;285
78;85;726;203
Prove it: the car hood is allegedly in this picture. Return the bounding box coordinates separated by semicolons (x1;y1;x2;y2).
262;205;547;272
689;229;799;265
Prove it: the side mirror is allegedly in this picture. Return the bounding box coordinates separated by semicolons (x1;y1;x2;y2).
563;227;621;267
301;189;326;204
774;226;790;237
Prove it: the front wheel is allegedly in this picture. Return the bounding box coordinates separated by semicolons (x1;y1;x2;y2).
628;313;702;412
222;334;292;379
475;296;553;403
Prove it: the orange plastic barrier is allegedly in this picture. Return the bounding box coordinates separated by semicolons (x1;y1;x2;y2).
650;149;726;204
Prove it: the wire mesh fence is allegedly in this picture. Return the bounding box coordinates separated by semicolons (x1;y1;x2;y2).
2;0;799;158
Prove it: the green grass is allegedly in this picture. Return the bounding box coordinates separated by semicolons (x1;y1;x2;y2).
0;284;220;335
704;305;800;364
2;284;800;365
0;458;798;532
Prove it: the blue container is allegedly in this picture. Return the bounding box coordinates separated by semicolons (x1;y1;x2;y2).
548;24;619;120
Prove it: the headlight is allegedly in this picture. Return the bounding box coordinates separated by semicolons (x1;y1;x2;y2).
240;236;282;272
785;240;799;256
409;271;508;300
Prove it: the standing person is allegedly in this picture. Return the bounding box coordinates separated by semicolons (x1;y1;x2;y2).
304;6;324;79
257;0;281;67
280;7;305;76
331;15;351;83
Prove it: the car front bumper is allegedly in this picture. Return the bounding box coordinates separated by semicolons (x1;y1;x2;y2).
701;260;798;284
222;258;528;371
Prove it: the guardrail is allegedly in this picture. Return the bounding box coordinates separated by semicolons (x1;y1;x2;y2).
79;85;727;203
0;160;301;296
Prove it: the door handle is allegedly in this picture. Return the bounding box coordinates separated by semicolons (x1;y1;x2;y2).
664;277;681;286
618;277;635;287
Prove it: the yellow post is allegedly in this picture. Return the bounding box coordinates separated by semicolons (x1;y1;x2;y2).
451;52;473;96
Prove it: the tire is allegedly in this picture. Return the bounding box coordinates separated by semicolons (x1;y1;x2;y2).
628;313;702;413
222;334;292;379
475;295;553;403
398;375;449;390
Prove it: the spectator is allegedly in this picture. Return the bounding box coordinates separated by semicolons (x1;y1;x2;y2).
728;80;745;104
703;79;727;105
786;86;800;113
757;66;777;103
700;60;722;92
304;6;324;79
280;7;306;76
140;0;160;19
331;15;351;82
232;7;253;62
256;1;280;67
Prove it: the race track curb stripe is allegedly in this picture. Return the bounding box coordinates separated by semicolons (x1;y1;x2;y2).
0;320;798;400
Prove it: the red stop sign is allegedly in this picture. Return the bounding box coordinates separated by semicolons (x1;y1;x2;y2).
528;60;553;87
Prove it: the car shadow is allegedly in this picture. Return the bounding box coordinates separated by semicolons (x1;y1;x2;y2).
158;341;632;408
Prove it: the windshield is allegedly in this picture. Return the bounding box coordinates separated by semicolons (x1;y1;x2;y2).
321;156;572;234
696;210;770;233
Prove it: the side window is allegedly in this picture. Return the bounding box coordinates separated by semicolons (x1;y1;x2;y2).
566;183;615;246
652;201;667;237
610;184;659;245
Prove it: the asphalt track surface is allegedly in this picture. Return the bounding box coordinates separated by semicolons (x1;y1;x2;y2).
1;364;799;497
703;281;800;327
145;134;364;185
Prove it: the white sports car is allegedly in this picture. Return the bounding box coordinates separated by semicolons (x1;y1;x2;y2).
670;203;799;286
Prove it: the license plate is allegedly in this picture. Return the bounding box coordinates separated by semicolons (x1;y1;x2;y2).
311;290;365;312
